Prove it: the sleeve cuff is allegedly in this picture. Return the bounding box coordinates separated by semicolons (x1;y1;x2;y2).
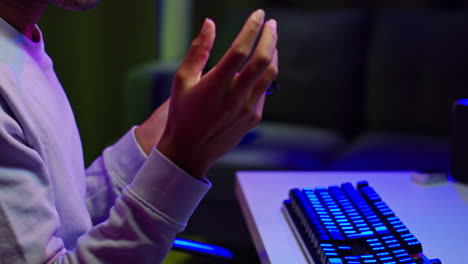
103;126;147;186
126;147;211;225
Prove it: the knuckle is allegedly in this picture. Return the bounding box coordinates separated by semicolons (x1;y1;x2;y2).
240;105;261;124
174;70;185;80
174;70;188;84
249;111;262;125
270;31;278;43
267;64;279;77
191;38;202;49
249;19;263;31
191;41;211;60
191;39;209;53
254;54;272;69
198;50;211;63
231;45;250;60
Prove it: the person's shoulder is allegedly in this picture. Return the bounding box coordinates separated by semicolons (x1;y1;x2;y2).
0;27;27;96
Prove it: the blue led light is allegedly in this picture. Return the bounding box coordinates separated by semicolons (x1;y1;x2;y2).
174;239;213;250
376;252;390;256
338;246;352;250
387;243;401;248
173;238;234;259
458;99;468;106
399;257;412;262
395;253;409;258
375;226;389;234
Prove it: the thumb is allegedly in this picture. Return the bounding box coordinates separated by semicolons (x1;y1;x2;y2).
177;18;216;85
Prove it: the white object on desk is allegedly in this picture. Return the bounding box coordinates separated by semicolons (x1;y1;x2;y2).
235;171;468;264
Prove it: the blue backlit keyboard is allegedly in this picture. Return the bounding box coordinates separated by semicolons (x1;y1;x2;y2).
282;181;441;264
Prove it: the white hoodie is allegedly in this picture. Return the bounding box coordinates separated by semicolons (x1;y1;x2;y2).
0;17;210;263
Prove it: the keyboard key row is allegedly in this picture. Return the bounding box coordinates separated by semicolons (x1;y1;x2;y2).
285;182;431;264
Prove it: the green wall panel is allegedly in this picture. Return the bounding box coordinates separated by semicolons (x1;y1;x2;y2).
39;2;156;165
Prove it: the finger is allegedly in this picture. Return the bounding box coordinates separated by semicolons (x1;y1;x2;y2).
212;9;265;81
233;19;278;98
176;18;216;87
254;93;266;122
247;48;279;106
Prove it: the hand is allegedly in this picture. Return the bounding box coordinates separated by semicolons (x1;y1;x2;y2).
139;9;279;179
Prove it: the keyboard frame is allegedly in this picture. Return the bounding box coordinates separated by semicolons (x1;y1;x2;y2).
282;185;435;264
282;201;318;264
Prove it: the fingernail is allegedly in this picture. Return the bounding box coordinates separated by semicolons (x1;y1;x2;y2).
201;18;211;33
269;19;277;33
253;9;265;22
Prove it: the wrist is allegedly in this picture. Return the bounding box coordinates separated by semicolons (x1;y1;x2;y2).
135;125;154;155
157;135;209;180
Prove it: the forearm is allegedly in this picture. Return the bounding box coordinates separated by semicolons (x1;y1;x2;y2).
86;127;147;224
72;149;210;263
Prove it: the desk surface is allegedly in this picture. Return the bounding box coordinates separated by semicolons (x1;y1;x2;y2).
235;171;468;264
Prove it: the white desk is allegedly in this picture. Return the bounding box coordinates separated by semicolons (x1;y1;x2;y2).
235;171;468;264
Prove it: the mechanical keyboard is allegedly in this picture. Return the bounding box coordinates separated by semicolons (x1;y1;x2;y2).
282;181;442;264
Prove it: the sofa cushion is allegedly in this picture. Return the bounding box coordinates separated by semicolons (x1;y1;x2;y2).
365;9;468;136
222;122;347;169
328;131;450;171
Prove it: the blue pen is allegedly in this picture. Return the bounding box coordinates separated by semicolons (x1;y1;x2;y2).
266;79;280;95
